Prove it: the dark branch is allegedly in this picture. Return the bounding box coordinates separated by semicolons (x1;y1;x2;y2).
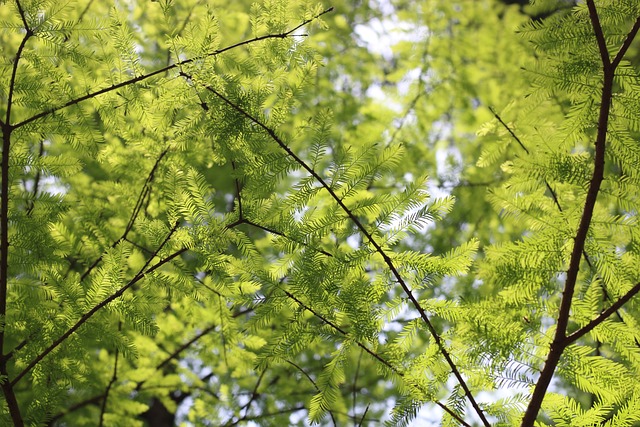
98;344;119;427
488;106;529;155
13;7;334;130
276;361;337;427
80;149;169;281
196;77;488;426
14;0;30;32
357;404;370;427
488;106;566;213
521;2;615;424
77;0;96;24
223;405;307;426
611;15;640;69
352;349;363;426
25;140;45;216
490;95;638;347
566;281;640;345
12;224;186;387
587;0;611;68
0;4;33;423
47;395;104;425
281;289;471;427
239;369;266;419
243;219;334;258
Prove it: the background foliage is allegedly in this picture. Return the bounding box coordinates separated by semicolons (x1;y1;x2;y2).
1;0;640;426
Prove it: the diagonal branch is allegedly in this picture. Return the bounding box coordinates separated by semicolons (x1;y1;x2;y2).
490;107;639;345
11;223;186;387
225;405;307;426
24;140;45;216
242;219;334;258
587;1;611;68
489;106;568;215
80;148;169;281
352;349;363;426
279;360;337;427
226;159;334;257
12;7;334;130
239;369;266;420
611;16;640;69
281;288;471;427
488;106;530;155
195;78;489;426
51;304;254;423
98;336;120;427
566;281;640;345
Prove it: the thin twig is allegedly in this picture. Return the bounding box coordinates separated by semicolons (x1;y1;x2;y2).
611;16;640;69
239;369;265;419
98;337;120;427
77;0;95;23
490;98;636;344
488;106;529;155
244;219;334;257
0;3;33;423
14;0;30;30
281;289;471;427
352;349;363;427
357;404;370;427
283;359;338;427
25;140;45;216
227;159;334;257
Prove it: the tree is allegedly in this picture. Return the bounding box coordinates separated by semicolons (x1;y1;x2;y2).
1;0;639;425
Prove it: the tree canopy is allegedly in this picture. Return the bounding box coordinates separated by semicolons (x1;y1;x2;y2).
1;0;640;425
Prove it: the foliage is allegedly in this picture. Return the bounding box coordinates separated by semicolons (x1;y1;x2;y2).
0;0;639;426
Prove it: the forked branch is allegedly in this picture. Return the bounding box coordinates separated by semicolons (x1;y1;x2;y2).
520;3;640;425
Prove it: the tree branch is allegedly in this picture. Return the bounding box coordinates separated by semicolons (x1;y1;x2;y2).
98;343;119;427
488;106;530;155
490;100;640;349
223;405;307;426
11;224;186;387
281;289;471;427
12;7;334;130
243;219;334;258
226;159;334;257
0;3;33;422
489;106;567;214
197;77;488;426
271;361;337;427
76;0;96;24
587;1;611;69
80;148;169;281
611;15;640;69
352;349;363;427
566;281;640;345
14;0;30;31
46;395;104;425
239;368;265;420
521;2;620;424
